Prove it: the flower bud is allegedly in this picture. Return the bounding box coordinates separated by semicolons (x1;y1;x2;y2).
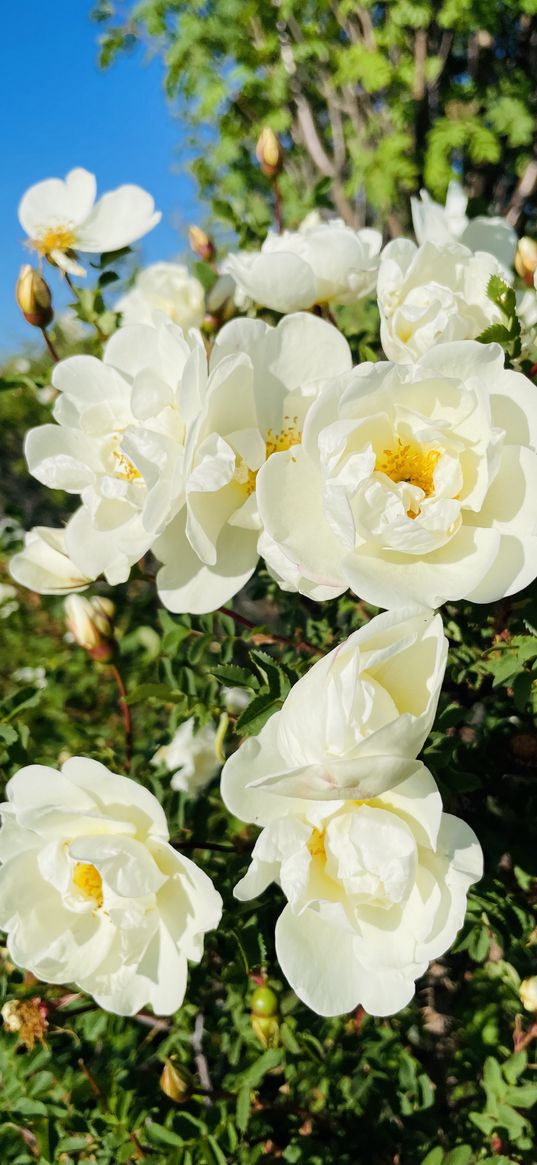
2;998;49;1050
515;238;537;286
64;594;115;659
16;265;53;328
520;976;537;1014
205;274;236;322
251;1014;280;1048
256;128;283;177
159;1058;192;1102
188;226;215;262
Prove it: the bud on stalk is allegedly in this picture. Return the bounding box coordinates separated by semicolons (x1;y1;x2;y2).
160;1058;193;1102
515;237;537;286
520;976;537;1014
188;226;215;262
16;265;53;328
250;983;280;1047
256;127;283;177
64;594;116;661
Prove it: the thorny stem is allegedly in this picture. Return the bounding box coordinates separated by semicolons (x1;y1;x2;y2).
40;327;60;363
219;605;322;657
109;663;133;771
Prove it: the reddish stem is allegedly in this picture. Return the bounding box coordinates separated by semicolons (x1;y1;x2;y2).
40;327;60;363
273;178;283;233
109;663;132;771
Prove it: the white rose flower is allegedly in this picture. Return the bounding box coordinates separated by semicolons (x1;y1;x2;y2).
154;312;352;613
378;240;503;363
256;341;537;610
0;758;222;1015
223;219;382;314
222;609;448;821
22;319;204;587
10;528;92;594
152;717;220;796
411;181;517;271
116;262;206;331
19;168;161;277
221;614;481;1017
230;774;481;1017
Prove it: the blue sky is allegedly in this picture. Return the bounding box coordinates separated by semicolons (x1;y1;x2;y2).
1;1;200;353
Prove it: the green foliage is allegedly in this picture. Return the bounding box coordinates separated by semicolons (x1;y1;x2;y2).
476;275;523;362
93;0;537;235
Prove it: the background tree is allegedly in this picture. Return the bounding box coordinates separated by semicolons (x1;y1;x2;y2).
95;0;537;241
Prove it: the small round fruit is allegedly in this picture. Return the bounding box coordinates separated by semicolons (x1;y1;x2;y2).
251;985;278;1018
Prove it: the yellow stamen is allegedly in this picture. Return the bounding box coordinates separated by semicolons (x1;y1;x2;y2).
265;417;302;459
30;226;77;257
376;439;440;497
307;827;326;860
72;862;104;907
237;417;302;496
113;449;142;481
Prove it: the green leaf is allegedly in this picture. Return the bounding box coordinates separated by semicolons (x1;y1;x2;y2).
209;663;257;688
420;1150;444;1165
144;1122;184;1148
503;1051;528;1084
235;691;282;736
237;1047;283;1090
236;1086;251;1133
444;1148;473;1165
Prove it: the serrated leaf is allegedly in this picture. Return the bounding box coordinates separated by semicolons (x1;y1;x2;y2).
209;663;257;688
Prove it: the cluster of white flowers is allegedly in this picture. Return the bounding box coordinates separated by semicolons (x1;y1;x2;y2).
2;167;536;1019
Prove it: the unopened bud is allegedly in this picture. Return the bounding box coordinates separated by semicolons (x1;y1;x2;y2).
515;238;537;286
256;127;283;177
64;594;115;659
2;997;49;1050
520;976;537;1014
160;1058;192;1102
16;265;53;328
205;274;236;323
188;226;215;262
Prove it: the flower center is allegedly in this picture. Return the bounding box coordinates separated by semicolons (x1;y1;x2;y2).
30;225;77;256
113;449;142;481
376;439;440;497
236;417;302;496
72;862;104;907
307;827;326;859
